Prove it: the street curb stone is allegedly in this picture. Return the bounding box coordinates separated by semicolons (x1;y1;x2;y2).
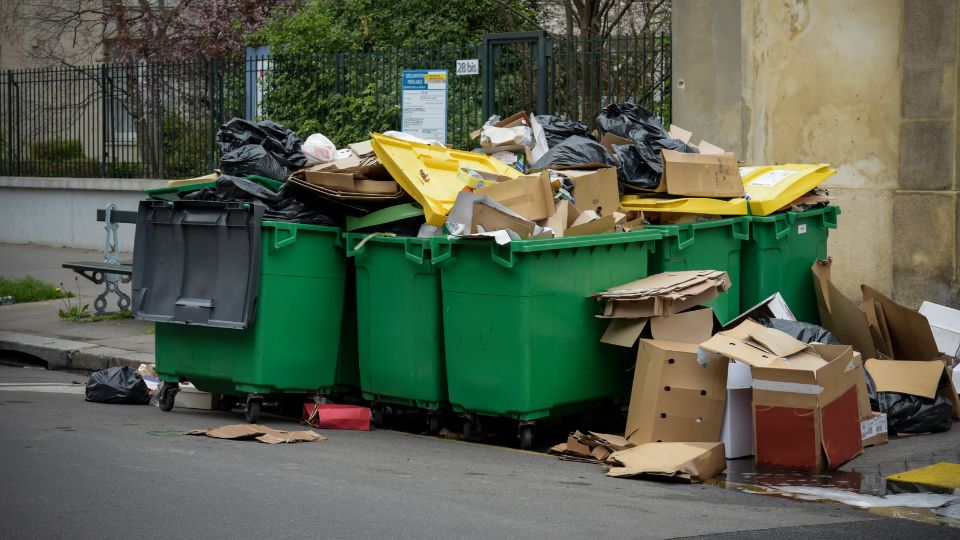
0;331;153;371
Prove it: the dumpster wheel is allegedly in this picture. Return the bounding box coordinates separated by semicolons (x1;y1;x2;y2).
158;383;179;412
245;397;262;424
519;423;535;450
428;414;441;435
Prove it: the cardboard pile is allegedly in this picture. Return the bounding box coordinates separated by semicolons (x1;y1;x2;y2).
548;431;635;464
472;112;549;169
289;140;407;211
187;424;326;444
594;270;731;319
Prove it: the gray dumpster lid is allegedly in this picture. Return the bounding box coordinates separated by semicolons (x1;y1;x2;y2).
132;200;264;329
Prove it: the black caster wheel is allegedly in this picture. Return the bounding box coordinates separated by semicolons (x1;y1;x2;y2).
158;385;176;412
216;395;234;412
245;399;262;424
428;414;441;435
463;418;474;440
519;425;534;450
372;406;385;428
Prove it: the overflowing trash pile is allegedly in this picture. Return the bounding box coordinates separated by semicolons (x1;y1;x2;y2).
134;105;960;485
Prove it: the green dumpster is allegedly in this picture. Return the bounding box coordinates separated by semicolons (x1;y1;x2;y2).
431;230;661;447
345;233;446;412
648;217;750;324
148;217;356;422
144;175;283;200
741;206;840;323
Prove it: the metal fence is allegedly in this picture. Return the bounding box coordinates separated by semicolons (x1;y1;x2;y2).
0;32;670;179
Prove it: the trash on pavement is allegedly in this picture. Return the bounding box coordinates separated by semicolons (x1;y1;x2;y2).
549;431;635;464
85;366;151;405
187;424;326;444
865;358;959;434
303;403;372;431
606;441;726;483
594;270;731;319
700;320;864;472
861;412;889;447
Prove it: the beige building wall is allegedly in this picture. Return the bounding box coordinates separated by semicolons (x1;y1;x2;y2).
673;0;959;309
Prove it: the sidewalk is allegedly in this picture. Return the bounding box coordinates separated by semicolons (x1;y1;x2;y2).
0;242;154;371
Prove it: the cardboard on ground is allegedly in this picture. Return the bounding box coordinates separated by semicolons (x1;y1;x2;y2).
607;442;726;482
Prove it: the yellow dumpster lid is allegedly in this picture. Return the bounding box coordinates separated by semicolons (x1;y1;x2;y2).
371;133;521;226
740;164;836;216
620;195;749;215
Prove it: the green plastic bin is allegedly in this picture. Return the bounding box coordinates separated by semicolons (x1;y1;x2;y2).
648;217;750;324
741;206;840;323
431;230;661;424
156;221;357;397
345;233;446;410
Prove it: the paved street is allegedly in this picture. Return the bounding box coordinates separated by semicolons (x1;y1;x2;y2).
0;363;956;539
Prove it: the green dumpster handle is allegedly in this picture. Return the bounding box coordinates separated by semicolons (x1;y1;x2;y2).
271;221;298;250
403;238;428;265
774;214;793;240
490;243;515;268
430;238;453;265
676;227;696;250
821;206;840;229
731;218;750;240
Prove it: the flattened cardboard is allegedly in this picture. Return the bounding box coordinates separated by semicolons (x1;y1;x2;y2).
625;339;728;444
600;133;633;154
600;318;649;347
565;214;616;237
545;199;571;237
600;307;717;348
607;442;726;482
187;424;325;444
862;286;940;360
562;168;621;216
660;149;744;198
864;359;944;399
303;170;400;194
477;172;555;221
919;301;960;358
696;140;726;155
812;259;878;358
598;271;731;319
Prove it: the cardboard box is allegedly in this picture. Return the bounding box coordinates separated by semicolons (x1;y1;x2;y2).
607;442;726;482
559;168;621;216
476;171;554;221
175;383;216;410
812;259;879;358
861;412;888;447
471;202;537;238
724;292;797;330
601;305;717;348
658;150;744;198
700;321;863;472
919;301;960;358
624;339;728;445
862;286;940;360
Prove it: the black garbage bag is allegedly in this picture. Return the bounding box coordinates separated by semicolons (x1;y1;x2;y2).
217;118;307;181
220;144;294;182
613;142;663;189
85;366;150;404
865;369;953;435
535;115;591;147
597;102;670;140
531;135;620;170
761;318;840;344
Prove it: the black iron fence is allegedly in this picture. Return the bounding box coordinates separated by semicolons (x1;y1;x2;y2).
0;32;670;179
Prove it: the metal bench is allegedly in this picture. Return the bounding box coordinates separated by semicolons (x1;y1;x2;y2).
62;204;137;315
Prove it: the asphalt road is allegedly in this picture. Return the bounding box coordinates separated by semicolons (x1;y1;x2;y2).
0;363;956;539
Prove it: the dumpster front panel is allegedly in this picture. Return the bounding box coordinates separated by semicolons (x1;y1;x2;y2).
352;237;446;409
741;207;839;323
438;232;658;420
155;223;349;396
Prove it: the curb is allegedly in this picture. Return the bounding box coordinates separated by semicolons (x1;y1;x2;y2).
0;331;153;371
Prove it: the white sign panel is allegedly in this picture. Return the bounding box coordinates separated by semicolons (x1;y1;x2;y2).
456;59;479;76
401;69;448;144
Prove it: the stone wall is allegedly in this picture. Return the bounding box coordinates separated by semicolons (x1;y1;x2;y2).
673;0;959;308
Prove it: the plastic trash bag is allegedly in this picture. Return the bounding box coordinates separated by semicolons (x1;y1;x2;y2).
597;102;670;141
220;144;295;182
535;115;590;147
613;142;662;189
302;133;338;164
531;135;620;170
217;118;307;181
761;318;840;345
85;366;151;405
865;369;953;435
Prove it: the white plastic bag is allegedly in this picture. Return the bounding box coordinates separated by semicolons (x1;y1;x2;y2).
302;133;338;164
